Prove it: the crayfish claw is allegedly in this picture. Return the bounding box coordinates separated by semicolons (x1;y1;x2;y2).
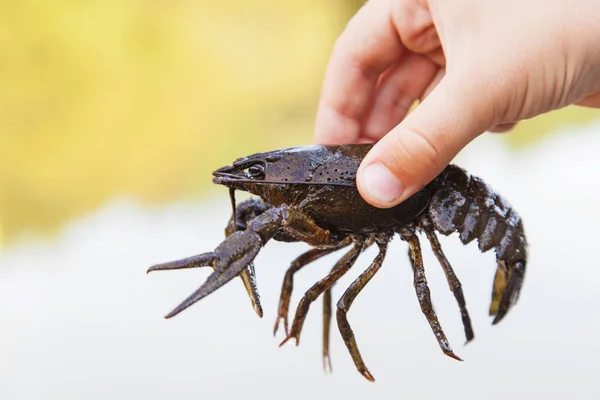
240;263;263;318
147;252;217;273
165;258;251;319
165;232;263;318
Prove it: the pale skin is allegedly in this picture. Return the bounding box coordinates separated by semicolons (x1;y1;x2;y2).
314;0;600;208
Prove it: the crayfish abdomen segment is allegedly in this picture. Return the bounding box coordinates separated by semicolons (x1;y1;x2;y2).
428;165;527;263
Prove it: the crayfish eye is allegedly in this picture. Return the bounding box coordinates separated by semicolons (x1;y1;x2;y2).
247;163;266;179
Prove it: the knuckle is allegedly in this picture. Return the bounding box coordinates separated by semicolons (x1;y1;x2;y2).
391;126;444;181
392;0;438;54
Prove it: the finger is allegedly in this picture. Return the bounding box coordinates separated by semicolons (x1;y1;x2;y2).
420;67;445;100
391;0;440;55
357;74;493;208
314;0;405;145
489;122;517;133
362;54;439;142
424;47;446;67
576;91;600;108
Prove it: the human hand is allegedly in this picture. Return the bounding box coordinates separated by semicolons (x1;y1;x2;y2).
314;0;600;208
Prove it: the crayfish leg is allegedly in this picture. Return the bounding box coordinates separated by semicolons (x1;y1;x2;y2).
322;238;370;373
399;227;462;362
280;238;365;348
273;244;349;337
419;216;474;343
225;198;272;318
322;287;333;373
336;235;390;382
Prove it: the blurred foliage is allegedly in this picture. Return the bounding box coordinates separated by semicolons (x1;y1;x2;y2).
0;0;352;245
0;0;597;247
507;107;599;148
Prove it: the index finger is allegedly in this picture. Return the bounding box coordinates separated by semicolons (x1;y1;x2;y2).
314;0;405;145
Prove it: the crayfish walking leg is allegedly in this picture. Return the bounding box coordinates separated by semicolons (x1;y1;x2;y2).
399;227;461;361
281;238;365;347
418;215;474;343
273;238;352;336
336;234;391;382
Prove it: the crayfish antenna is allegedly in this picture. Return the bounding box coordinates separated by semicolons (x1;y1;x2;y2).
147;252;217;273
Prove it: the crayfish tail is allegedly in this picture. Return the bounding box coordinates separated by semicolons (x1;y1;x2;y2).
491;260;526;325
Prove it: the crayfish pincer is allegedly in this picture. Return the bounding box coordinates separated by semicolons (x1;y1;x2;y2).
147;144;527;381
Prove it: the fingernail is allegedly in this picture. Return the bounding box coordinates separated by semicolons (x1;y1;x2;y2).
361;162;404;207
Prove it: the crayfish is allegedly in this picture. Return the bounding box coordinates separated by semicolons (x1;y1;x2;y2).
148;144;527;381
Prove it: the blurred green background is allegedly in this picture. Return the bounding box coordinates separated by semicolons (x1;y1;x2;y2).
1;0;598;247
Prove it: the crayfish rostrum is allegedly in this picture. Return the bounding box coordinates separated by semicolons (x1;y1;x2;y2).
148;144;527;381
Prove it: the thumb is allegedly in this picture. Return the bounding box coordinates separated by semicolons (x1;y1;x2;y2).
356;75;493;208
